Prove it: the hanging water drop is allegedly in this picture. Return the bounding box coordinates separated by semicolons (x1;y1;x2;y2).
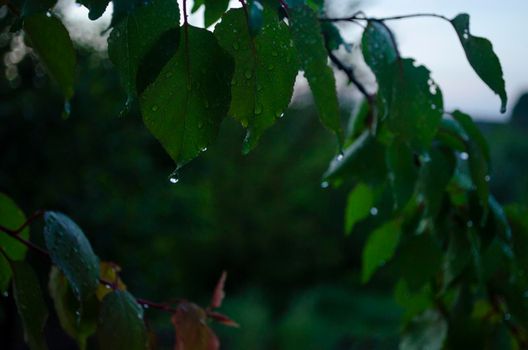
460;152;469;160
320;181;329;189
336;152;344;162
370;207;378;216
201;147;207;152
168;169;179;184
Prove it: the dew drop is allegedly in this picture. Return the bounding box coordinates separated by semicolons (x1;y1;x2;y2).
151;105;159;112
336;152;344;162
320;181;329;189
466;220;474;228
485;175;491;182
168;169;180;184
370;207;378;216
460;152;469;160
201;147;208;152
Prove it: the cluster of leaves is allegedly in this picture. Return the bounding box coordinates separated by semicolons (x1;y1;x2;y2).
2;0;528;348
0;193;237;349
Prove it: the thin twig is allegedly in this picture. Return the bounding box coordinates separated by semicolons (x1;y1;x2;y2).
321;12;450;23
326;48;374;104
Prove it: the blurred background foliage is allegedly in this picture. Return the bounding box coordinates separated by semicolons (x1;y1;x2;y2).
1;6;527;350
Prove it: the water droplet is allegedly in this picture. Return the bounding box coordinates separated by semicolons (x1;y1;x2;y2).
460;152;469;160
168;169;179;184
370;207;378;216
201;147;207;152
2;291;8;297
485;175;491;182
336;152;344;162
467;220;474;228
504;313;511;321
151;105;159;112
46;11;52;17
143;304;149;309
320;181;329;189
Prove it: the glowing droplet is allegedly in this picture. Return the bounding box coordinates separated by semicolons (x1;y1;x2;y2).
336;153;344;162
321;181;329;189
152;105;159;112
168;169;179;184
370;207;378;216
460;152;469;160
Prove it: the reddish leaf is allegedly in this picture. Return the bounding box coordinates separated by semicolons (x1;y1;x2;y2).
206;311;240;328
210;271;227;309
172;302;220;350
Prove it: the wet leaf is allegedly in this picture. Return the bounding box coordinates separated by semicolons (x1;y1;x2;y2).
98;290;147;350
48;267;97;350
140;25;234;166
108;0;180;97
76;0;110;20
96;261;127;301
362;219;401;283
24;14;76;99
344;183;373;235
289;4;342;145
214;8;298;152
386;140;418;210
12;261;49;350
400;309;447;350
43;211;100;301
451;14;507;113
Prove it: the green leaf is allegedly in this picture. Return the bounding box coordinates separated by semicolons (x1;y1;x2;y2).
0;193;30;261
505;204;528;270
76;0;110;20
395;234;442;290
98;290;147;350
400;309;447;350
289;4;342;145
322;21;347;51
140;25;234;166
418;146;456;218
452;110;490;162
214;8;298;152
344;183;373;235
11;261;49;350
248;0;264;37
204;0;230;27
386;140;418;210
362;219;401;283
43;211;100;301
451;14;507;113
323;131;387;185
394;280;433;321
49;267;97;350
23;14;76;99
108;0;180;97
452;110;490;208
388;59;443;151
361;21;397;118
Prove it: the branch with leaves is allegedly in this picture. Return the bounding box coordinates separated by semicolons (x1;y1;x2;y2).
2;0;527;348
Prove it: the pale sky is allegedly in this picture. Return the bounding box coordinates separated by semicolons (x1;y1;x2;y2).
58;0;528;121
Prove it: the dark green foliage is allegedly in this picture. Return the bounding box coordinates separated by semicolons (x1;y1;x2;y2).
289;3;343;145
451;14;507;113
214;7;298;152
11;262;49;350
108;0;180;97
98;290;147;350
140;25;234;166
0;193;29;292
0;0;525;348
23;14;76;99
